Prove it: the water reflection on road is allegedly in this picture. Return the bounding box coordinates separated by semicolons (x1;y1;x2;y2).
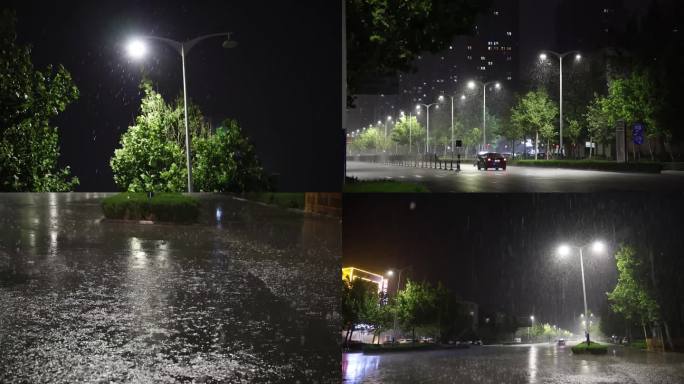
343;343;684;384
0;193;340;383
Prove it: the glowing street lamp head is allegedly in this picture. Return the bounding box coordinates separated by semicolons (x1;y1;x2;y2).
416;104;421;110
495;82;502;90
387;115;393;121
592;241;605;254
438;95;445;102
558;244;571;257
386;270;394;277
539;53;548;61
126;39;147;59
530;315;535;321
460;95;466;101
467;81;476;90
575;53;582;61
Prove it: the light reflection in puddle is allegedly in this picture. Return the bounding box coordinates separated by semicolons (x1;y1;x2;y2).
343;353;380;383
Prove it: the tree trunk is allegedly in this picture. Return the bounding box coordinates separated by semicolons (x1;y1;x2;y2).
413;327;416;345
664;321;675;351
642;321;648;341
535;130;539;160
647;138;654;161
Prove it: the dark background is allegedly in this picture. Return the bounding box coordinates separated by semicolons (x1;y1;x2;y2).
343;193;684;331
7;0;343;192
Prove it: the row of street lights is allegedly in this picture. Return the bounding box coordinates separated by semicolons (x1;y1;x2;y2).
355;49;582;157
381;240;604;344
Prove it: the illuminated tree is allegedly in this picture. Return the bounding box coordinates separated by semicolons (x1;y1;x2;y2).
0;10;79;191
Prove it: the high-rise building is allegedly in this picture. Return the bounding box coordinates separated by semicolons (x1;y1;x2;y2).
398;0;520;106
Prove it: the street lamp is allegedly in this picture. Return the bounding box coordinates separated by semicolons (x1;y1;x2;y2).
557;240;605;345
126;33;238;193
416;99;442;154
467;80;501;151
387;267;410;342
539;50;581;158
529;315;535;342
385;115;393;138
445;94;467;159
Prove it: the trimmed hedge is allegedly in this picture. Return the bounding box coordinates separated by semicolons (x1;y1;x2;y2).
509;160;663;173
344;180;430;193
102;193;199;223
243;192;305;210
571;341;608;354
363;343;439;353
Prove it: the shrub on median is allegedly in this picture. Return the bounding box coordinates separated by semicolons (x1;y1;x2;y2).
571;341;608;355
363;343;438;353
509;160;662;173
102;192;199;223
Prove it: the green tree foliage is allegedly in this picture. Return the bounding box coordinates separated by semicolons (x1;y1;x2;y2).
193;119;269;192
390;114;425;152
396;280;438;342
585;70;661;159
110;81;267;192
510;90;558;157
607;244;660;339
342;277;386;343
349;126;390;153
110;82;187;192
346;0;489;105
0;10;79;191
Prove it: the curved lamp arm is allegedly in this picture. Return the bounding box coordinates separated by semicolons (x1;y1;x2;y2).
140;32;235;55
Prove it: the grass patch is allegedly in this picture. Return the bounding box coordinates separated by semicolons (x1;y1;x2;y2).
102;192;199;223
363;343;438;353
242;192;305;210
509;160;662;173
571;341;608;354
629;340;647;350
344;180;429;193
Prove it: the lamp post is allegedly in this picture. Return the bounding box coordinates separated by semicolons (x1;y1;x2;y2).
539;50;581;157
529;315;535;343
467;80;501;151
557;240;605;345
126;33;238;193
416;96;443;154
446;94;467;158
387;267;409;342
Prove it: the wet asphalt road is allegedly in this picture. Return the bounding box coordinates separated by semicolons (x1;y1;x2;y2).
343;342;684;384
346;161;684;192
0;193;340;383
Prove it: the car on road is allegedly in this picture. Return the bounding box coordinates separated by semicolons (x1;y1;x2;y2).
475;152;507;171
557;338;566;346
398;338;414;344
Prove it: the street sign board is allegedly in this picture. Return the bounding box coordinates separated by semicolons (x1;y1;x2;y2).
632;123;645;145
585;142;596;148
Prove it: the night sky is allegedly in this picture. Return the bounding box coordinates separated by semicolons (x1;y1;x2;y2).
343;193;684;331
7;0;342;192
